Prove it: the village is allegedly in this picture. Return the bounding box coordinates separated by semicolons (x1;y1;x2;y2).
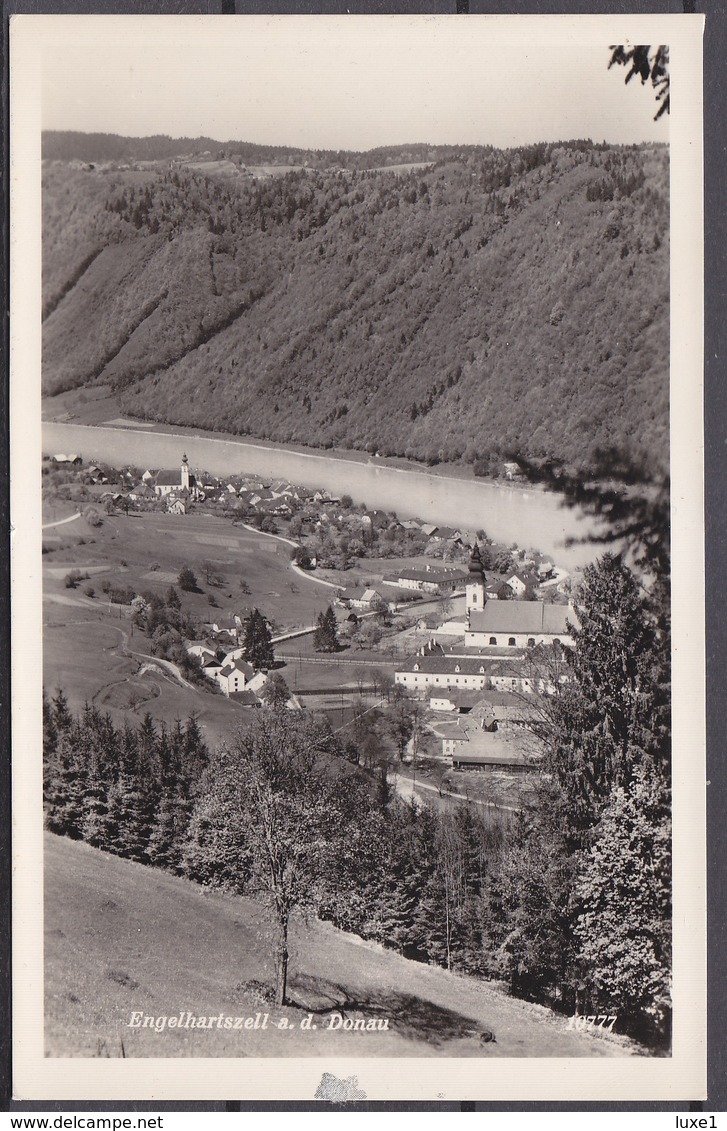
43;450;578;809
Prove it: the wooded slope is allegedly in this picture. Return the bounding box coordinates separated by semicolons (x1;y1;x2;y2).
42;138;669;474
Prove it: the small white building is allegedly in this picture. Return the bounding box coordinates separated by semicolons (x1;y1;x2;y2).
215;659;255;696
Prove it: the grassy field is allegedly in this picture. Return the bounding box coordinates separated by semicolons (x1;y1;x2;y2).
41;503;428;747
45;833;634;1060
41;508;351;741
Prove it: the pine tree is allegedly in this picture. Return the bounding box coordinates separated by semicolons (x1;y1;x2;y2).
575;764;671;1042
313;605;339;652
541;552;664;848
242;608;275;670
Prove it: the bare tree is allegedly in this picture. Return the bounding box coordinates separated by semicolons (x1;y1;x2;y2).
229;713;337;1005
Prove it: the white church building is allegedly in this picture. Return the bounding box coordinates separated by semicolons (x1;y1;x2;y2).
463;544;574;650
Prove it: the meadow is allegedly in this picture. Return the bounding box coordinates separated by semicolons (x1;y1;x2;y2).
42;508;347;745
45;832;633;1059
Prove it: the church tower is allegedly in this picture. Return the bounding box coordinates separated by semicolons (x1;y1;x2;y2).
466;543;486;621
181;453;190;491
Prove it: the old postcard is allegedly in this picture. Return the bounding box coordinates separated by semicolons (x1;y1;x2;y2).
10;12;705;1102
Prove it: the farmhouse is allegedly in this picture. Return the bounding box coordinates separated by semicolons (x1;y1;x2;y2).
338;586;387;611
382;566;468;594
396;652;492;693
449;730;534;773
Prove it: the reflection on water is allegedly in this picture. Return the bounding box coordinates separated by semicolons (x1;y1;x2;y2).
43;421;598;569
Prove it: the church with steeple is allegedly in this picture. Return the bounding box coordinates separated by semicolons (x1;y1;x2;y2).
466;543;487;616
154;453;196;498
464;543;574;650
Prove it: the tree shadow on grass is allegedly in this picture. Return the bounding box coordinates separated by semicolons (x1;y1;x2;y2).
288;973;495;1048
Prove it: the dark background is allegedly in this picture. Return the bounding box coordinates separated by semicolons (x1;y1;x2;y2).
1;0;723;1115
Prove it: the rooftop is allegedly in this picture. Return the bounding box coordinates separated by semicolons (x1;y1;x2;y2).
468;601;573;635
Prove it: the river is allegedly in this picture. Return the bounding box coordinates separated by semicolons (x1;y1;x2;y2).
43;420;598;569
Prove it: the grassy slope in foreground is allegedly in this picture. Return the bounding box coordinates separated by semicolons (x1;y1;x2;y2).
45;833;634;1059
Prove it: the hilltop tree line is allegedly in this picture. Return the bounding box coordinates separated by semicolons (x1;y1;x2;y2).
43;539;671;1044
43;138;669;476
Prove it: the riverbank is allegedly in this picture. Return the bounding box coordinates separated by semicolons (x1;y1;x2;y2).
43;386;533;491
42;417;598;569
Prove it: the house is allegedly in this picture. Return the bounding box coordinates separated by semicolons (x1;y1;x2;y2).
52;453;83;466
168;499;186;515
505;573;528;597
428;689;483;714
395;653;492;694
470;690;533;731
207;612;244;638
448;728;535;773
127;482;155;501
230;689;260;707
247;671;268;695
337;587;386;611
382;567;468;594
503;462;524;481
420;523;439;538
216;659;255;696
186;642;217;663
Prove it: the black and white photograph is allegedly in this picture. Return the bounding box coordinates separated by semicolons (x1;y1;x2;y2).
10;12;705;1102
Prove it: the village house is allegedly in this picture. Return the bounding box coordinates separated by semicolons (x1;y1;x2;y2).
428;688;483;714
186;642;217;664
337;586;387;611
382;566;469;594
395;650;492;693
447;727;534;773
51;453;83;466
206;611;245;639
215;659;255;696
504;572;529;597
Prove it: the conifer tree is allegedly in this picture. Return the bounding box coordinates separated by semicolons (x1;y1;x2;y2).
242;608;275;670
313;605;339;652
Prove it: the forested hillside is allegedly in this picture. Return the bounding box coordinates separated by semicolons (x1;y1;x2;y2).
42;138;669;474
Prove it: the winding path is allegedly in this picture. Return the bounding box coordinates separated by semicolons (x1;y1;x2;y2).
238;522;340;589
42;511;82;530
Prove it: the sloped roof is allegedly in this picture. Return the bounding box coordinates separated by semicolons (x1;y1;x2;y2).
468;601;572;635
155;470;183;486
399;654;491;675
220;660;253;679
397;568;468;583
230;689;258;705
